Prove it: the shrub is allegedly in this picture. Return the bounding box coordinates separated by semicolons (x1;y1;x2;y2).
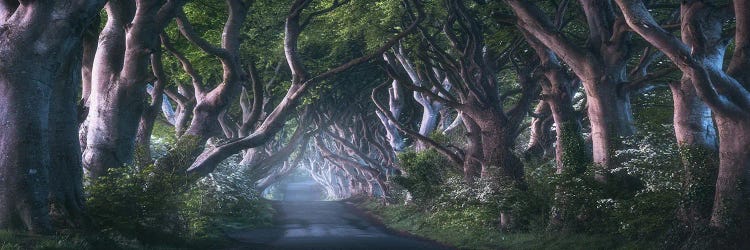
393;149;452;205
86;164;189;245
86;140;274;246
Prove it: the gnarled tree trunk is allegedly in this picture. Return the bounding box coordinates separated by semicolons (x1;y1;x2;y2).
0;1;104;233
83;0;184;178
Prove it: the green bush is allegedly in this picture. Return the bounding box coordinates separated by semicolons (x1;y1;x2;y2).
86;140;274;246
86;164;189;245
393;149;452;204
183;160;275;238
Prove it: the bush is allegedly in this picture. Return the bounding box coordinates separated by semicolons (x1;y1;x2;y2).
86;141;274;246
86;164;190;245
183;157;275;238
392;149;452;205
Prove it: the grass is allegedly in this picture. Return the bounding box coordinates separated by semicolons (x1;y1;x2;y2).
0;204;274;250
355;198;658;250
0;230;107;250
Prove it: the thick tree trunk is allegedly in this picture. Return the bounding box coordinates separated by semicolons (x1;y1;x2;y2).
672;78;719;228
672;2;722;228
709;117;750;233
83;1;178;178
547;97;588;229
462;114;482;182
0;64;53;233
466;107;525;230
48;40;87;229
0;2;104;233
585;79;634;180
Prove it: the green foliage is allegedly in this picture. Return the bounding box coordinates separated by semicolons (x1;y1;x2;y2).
356;199;628;250
182;165;275;238
392;150;452;204
0;230;124;250
86;164;190;245
677;145;719;221
85;138;274;247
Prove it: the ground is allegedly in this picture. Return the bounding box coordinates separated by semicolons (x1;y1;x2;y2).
225;181;449;250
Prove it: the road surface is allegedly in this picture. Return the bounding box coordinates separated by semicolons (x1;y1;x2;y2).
225;181;449;249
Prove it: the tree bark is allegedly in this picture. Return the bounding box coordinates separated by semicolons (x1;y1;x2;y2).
506;0;635;178
375;79;406;151
461;114;482;182
83;0;185;178
0;52;54;233
0;1;105;233
710;117;750;232
525;101;553;160
135;50;169;165
672;79;718;227
48;36;88;229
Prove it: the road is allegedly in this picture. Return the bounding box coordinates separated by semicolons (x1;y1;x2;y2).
225;181;449;249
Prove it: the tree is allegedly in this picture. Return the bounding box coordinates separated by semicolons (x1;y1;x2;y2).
617;0;750;240
0;0;105;233
82;0;185;178
506;0;636;179
184;0;424;177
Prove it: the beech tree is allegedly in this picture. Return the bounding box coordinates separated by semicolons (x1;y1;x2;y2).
82;0;185;178
183;0;424;177
505;0;637;179
0;0;105;233
617;0;750;238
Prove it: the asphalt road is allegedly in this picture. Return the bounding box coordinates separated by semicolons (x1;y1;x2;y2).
225;182;449;250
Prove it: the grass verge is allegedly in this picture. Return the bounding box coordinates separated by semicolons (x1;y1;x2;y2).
353;198;660;250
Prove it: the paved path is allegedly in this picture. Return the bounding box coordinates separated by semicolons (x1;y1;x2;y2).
225;182;449;249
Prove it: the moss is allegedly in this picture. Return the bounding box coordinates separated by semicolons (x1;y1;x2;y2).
558;121;590;174
677;144;719;226
549;122;593;231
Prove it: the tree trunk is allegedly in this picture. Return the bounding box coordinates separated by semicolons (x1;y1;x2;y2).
672;78;719;228
525;101;553;160
462;114;482;182
375;80;406;151
672;1;723;228
467;107;525;230
84;4;144;177
48;39;87;229
83;0;184;178
709;117;750;233
585;79;634;180
0;2;104;233
547;96;589;230
414;92;441;151
0;61;53;233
